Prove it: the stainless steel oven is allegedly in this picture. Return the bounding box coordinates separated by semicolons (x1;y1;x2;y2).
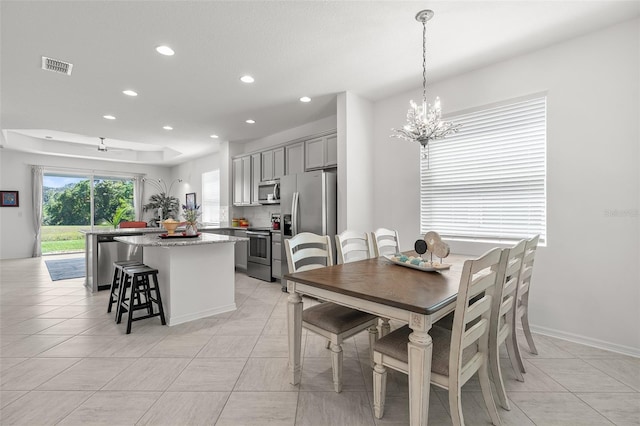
246;229;273;282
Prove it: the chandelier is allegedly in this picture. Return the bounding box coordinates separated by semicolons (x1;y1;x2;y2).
392;10;460;151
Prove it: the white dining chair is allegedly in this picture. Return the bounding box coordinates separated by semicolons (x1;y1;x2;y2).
285;232;379;393
335;230;391;338
488;239;526;410
372;247;508;426
371;228;400;257
335;230;371;264
511;234;540;374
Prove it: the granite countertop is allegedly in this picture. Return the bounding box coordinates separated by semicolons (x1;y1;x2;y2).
79;226;240;235
114;233;249;247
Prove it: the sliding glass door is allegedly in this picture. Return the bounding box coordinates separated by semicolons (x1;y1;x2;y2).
42;172;134;254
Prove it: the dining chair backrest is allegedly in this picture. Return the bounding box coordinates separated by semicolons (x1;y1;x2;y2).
449;247;507;387
491;239;526;346
519;234;539;301
488;239;527;408
118;221;147;228
285;232;333;273
371;228;400;257
335;230;371;264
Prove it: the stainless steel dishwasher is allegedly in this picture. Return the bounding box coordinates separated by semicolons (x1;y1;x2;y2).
96;234;143;290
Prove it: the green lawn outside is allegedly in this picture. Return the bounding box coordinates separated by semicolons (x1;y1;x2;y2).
41;225;111;254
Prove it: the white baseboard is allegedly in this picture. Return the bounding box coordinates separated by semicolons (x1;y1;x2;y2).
167;303;237;326
529;324;640;358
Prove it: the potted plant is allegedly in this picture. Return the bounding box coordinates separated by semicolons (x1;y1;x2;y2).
182;203;201;235
142;178;182;227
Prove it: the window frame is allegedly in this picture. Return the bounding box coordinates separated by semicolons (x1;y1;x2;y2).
420;93;547;246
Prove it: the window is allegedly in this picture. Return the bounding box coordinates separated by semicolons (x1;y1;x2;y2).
41;172;135;254
420;95;546;245
201;170;220;225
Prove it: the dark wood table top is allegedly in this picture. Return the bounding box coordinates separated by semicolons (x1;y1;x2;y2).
284;253;471;315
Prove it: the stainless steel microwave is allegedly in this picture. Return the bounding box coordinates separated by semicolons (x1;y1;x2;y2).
258;180;280;204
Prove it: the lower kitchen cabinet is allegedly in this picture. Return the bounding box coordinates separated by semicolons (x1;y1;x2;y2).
234;229;248;271
202;229;247;271
271;231;281;279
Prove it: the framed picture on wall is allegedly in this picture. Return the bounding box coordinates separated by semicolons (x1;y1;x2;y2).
186;192;196;210
0;191;19;207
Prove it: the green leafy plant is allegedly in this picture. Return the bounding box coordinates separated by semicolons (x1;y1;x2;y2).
143;193;180;223
142;178;182;226
106;204;132;229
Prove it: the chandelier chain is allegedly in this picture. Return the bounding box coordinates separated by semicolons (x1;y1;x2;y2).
422;18;427;106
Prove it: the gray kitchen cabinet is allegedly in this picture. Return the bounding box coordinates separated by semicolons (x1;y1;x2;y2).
285;142;305;175
251;153;261;204
273;147;285;179
242;156;251;203
233;156;252;205
326;133;337;167
234;229;248;271
232;157;243;205
271;231;282;279
305;133;337;170
261;147;285;181
261;150;273;181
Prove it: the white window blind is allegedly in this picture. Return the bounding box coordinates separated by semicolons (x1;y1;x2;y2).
420;96;546;244
201;170;220;226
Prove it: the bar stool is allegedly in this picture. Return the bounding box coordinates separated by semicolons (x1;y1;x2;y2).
117;265;166;334
107;260;143;313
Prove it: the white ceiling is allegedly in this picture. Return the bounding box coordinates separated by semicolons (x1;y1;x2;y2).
1;1;637;166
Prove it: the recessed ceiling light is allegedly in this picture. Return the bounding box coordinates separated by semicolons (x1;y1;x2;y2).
163;126;173;130
103;115;116;120
245;119;255;124
156;45;175;56
210;134;219;139
299;96;311;103
240;75;255;83
123;90;138;97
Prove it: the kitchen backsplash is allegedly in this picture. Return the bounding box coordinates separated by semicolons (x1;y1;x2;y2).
232;205;280;228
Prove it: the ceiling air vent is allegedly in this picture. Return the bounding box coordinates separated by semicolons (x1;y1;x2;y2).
41;56;73;75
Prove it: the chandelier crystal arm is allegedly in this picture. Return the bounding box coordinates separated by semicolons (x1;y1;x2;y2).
391;9;460;152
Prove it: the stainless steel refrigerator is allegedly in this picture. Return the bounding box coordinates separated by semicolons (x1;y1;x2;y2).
280;170;337;289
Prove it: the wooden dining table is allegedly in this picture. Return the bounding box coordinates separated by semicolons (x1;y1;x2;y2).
284;253;471;426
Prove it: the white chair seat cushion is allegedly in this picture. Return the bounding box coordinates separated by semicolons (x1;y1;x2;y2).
303;302;377;334
374;325;477;376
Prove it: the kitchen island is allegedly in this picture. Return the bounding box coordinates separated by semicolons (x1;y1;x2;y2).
80;227;161;292
114;232;248;326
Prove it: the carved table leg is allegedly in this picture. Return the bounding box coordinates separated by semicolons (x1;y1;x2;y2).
287;286;303;385
408;313;433;426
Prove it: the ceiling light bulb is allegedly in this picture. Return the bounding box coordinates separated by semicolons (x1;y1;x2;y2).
210;134;219;139
163;126;173;130
240;75;255;83
123;90;138;97
245;119;255;124
299;96;311;103
156;45;175;56
103;115;116;120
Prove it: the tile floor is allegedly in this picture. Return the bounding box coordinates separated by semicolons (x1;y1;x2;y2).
0;255;638;425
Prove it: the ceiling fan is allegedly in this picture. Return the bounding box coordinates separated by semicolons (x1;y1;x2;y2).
97;137;108;152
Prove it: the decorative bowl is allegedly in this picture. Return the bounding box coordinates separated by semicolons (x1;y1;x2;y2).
162;219;180;235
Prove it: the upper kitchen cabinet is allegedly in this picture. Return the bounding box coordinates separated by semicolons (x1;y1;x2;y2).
251;153;261;204
285;142;305;175
261;147;285;181
305;133;337;171
233;155;252;206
